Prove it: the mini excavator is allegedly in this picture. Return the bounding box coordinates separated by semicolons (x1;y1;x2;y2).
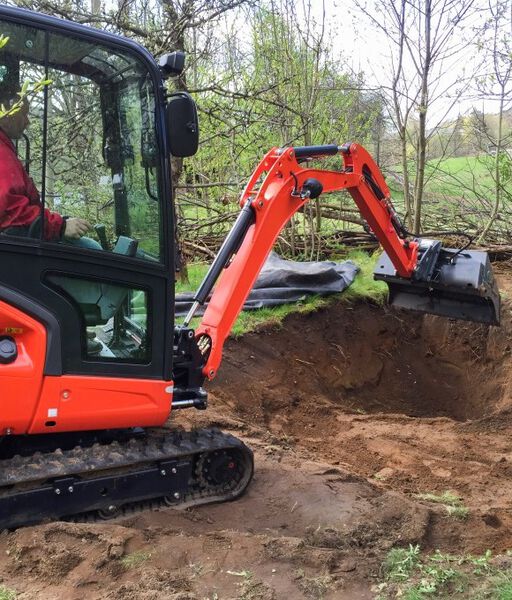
0;5;500;528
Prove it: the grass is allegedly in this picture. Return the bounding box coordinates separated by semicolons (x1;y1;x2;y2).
415;491;469;520
387;154;498;203
175;262;210;294
377;547;512;599
341;249;388;303
486;574;512;600
0;587;16;600
175;250;387;337
120;550;152;569
377;545;502;600
422;156;497;203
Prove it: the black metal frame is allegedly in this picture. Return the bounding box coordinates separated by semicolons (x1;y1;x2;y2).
0;458;192;529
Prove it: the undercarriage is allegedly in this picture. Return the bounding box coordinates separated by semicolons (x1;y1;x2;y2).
0;427;253;529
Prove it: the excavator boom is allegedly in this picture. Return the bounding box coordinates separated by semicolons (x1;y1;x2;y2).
187;143;500;381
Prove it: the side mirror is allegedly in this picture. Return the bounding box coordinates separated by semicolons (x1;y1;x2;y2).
166;91;199;158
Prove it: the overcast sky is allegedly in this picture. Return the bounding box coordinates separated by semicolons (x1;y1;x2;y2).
313;0;508;123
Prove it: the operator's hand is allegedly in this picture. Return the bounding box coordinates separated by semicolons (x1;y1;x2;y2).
64;217;92;240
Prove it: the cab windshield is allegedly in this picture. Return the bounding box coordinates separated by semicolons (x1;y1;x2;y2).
0;20;164;261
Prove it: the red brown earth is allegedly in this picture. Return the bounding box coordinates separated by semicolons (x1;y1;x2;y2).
2;273;512;599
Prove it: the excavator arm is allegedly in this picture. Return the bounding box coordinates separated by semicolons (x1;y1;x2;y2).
179;143;500;385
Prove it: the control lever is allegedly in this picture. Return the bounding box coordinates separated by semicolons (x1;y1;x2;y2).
94;224;110;251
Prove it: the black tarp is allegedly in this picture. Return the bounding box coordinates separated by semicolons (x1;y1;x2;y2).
175;252;359;316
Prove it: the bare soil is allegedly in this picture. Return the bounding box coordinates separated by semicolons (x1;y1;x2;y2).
2;274;512;599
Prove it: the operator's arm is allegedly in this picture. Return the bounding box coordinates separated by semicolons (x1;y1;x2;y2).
0;144;65;240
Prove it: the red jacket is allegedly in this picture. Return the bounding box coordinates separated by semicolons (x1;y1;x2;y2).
0;129;64;240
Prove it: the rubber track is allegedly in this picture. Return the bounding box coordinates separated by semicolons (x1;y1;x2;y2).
0;428;254;524
0;428;240;486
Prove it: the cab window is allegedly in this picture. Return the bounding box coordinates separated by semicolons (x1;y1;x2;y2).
0;22;163;262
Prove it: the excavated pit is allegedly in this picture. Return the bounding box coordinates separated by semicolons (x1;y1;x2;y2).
211;301;511;425
206;298;512;525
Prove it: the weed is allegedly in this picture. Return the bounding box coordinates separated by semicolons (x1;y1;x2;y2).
120;550;152;569
294;569;334;600
413;562;460;593
415;490;469;519
378;547;512;599
469;550;493;575
0;586;16;600
382;544;421;581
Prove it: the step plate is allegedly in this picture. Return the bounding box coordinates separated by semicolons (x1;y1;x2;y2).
374;249;500;325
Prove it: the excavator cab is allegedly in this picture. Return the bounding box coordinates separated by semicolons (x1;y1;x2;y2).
0;7;196;431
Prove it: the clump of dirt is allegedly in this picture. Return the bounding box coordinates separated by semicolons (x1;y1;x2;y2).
110;571;195;600
5;522;132;583
303;494;431;551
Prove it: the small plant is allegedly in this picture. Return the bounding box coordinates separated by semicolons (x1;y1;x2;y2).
415;490;469;519
413;563;459;594
120;550;152;569
469;549;493;575
382;544;421;581
0;586;16;600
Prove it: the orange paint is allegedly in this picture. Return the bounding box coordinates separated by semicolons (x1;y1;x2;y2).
0;301;47;434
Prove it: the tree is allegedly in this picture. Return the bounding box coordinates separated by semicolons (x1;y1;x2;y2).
184;0;383;258
474;0;512;242
356;0;478;233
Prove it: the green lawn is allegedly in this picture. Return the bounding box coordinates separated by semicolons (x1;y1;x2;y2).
175;250;386;336
387;155;498;202
423;155;496;200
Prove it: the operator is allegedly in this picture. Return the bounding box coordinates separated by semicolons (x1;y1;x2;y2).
0;93;100;248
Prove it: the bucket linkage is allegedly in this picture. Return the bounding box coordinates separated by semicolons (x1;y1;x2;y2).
374;239;500;326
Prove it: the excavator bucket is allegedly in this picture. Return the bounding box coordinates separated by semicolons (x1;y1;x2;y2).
374;239;500;326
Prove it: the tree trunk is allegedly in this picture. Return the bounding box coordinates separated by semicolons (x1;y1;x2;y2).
400;127;412;227
413;0;431;235
478;86;505;242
